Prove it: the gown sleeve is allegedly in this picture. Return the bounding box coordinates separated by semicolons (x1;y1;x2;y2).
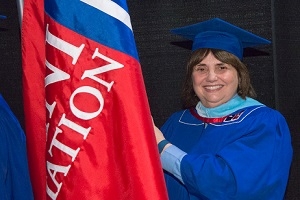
0;96;34;199
180;109;293;199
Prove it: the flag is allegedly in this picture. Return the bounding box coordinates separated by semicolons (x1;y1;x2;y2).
22;0;168;199
21;1;47;200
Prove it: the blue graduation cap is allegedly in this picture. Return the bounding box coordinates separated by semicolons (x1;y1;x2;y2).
171;18;271;59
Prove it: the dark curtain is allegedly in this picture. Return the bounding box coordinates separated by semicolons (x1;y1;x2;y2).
0;0;299;199
0;0;23;126
272;0;300;198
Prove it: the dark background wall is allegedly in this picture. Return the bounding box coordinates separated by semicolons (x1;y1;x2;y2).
0;0;22;123
272;1;300;198
0;0;299;199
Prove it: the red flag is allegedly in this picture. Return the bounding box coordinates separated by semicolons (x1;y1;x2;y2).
21;1;47;200
22;0;168;199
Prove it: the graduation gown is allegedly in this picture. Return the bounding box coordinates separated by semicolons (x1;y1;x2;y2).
161;98;292;200
0;94;33;199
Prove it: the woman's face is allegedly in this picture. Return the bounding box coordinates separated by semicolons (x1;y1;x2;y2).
192;51;239;108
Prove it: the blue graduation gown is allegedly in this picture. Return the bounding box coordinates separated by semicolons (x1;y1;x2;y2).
0;95;33;199
161;104;292;200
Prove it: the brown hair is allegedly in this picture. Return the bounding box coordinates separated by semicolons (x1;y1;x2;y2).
182;49;256;108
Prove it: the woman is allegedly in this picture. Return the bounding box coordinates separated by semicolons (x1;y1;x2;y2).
154;18;293;200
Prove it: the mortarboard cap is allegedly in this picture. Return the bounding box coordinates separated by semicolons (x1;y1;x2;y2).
171;18;271;59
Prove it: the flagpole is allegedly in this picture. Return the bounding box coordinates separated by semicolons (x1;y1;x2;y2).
16;0;23;27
